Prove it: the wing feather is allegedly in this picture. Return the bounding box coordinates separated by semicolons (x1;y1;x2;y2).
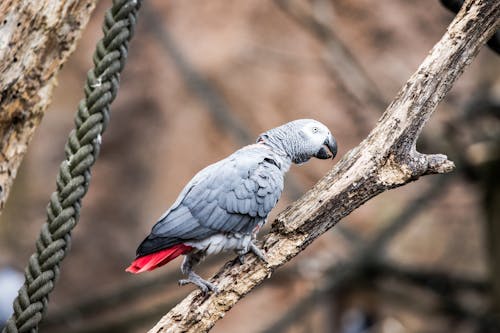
139;147;284;256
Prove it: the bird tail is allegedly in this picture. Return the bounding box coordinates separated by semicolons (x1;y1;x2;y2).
125;244;193;273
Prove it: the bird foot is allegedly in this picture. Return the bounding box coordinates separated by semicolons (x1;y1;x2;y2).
237;254;246;265
179;272;219;295
237;241;269;266
250;242;269;264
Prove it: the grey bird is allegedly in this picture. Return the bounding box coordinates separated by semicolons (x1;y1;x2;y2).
126;119;337;294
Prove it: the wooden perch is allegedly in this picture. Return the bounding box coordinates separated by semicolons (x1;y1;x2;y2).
148;1;498;332
0;0;97;211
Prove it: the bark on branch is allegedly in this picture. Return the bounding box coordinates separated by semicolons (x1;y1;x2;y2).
0;0;97;211
149;1;499;332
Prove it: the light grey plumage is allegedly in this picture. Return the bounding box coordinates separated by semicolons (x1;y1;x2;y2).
139;145;284;254
128;119;337;294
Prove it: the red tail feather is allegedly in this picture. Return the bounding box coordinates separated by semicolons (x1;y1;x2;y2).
126;244;192;273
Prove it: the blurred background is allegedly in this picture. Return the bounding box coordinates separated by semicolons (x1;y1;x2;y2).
1;0;499;332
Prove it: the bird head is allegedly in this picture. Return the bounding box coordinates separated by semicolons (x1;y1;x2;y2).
257;119;337;164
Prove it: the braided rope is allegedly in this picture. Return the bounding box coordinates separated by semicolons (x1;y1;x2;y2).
3;1;142;332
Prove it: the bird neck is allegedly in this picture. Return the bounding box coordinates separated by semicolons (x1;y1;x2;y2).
274;153;292;173
255;140;292;173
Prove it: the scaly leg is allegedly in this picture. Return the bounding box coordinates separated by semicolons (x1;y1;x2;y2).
179;252;218;295
249;241;268;264
237;240;269;265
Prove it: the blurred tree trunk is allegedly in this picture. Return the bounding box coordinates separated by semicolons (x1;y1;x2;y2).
0;0;97;212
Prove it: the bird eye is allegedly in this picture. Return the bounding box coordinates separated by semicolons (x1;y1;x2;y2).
312;127;319;133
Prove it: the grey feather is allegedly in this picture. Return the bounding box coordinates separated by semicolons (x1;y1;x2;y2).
142;146;284;251
244;179;256;192
135;119;337;257
257;187;268;197
234;184;248;199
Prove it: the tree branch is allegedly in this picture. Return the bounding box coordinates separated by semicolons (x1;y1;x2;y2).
148;1;499;332
262;259;489;333
0;0;98;212
44;172;449;331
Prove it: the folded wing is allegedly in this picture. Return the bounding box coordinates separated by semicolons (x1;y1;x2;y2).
136;148;284;257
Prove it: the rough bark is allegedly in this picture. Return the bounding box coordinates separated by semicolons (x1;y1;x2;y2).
148;1;500;332
0;0;97;211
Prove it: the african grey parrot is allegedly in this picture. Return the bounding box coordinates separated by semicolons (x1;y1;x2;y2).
126;119;337;293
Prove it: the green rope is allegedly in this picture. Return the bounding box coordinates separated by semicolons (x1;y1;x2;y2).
3;0;142;332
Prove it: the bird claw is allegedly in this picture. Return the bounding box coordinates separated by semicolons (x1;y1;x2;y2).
237;241;269;266
179;275;219;295
249;242;269;266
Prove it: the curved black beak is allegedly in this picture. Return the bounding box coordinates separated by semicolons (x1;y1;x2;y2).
314;134;337;160
326;134;337;159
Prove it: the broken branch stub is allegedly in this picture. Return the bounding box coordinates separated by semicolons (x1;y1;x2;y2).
149;1;499;332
